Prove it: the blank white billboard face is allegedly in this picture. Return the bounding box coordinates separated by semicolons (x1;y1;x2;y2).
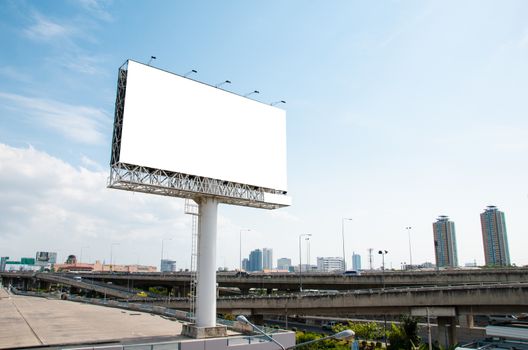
117;60;287;192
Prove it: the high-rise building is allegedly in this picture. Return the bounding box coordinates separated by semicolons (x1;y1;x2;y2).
277;258;291;271
352;252;361;271
480;206;510;266
433;216;459;268
242;258;249;271
160;259;177;272
263;248;273;270
316;257;345;272
0;257;8;272
248;249;263;272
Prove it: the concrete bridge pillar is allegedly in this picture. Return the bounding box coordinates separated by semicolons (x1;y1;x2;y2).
459;314;474;328
437;316;458;348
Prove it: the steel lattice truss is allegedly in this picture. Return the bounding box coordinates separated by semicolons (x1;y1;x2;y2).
108;163;285;209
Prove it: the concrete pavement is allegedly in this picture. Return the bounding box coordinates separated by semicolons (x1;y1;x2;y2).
0;291;186;349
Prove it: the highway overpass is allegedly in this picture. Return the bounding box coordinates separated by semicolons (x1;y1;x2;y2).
3;267;527;294
159;282;528;317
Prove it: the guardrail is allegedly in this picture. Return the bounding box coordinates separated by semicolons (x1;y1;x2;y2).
62;333;279;350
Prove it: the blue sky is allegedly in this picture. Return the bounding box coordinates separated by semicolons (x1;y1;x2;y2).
1;1;527;269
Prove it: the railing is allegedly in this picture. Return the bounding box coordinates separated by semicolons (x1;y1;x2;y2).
63;334;281;350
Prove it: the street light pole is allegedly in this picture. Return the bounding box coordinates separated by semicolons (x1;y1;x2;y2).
239;229;251;271
298;233;311;292
378;249;388;347
342;218;352;271
406;226;413;269
236;315;355;350
378;250;388;288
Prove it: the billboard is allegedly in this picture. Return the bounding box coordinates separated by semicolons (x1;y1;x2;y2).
36;251;57;265
114;60;287;193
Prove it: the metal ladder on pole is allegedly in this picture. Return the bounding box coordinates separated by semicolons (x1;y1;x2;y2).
184;198;199;321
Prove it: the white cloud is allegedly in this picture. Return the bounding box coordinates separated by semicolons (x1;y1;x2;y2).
0;92;108;145
23;13;74;42
80;155;103;171
77;0;114;22
0;66;31;82
0;144;189;266
53;53;107;75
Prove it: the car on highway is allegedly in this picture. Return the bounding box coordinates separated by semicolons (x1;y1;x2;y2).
343;270;361;276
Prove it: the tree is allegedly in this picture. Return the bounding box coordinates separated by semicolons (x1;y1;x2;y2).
388;315;421;350
333;321;384;341
295;331;350;350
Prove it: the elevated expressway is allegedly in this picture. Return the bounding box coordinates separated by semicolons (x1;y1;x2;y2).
159;283;528;317
3;268;525;293
165;282;528;346
3;271;528;346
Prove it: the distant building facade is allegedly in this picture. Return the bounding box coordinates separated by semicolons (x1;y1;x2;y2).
242;258;249;271
248;249;263;272
263;248;273;270
35;252;57;265
277;258;292;271
433;216;459;268
316;257;345;272
480;206;510;266
0;257;7;272
161;259;177;272
352;253;361;271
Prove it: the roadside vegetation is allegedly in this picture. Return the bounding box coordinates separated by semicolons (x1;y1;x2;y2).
293;315;457;350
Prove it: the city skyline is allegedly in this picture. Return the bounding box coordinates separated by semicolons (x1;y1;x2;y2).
1;2;527;270
3;204;519;270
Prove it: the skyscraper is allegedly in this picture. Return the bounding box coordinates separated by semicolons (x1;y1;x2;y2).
248;249;263;272
242;258;249;271
263;248;273;270
352;252;361;271
480;206;510;266
433;216;458;268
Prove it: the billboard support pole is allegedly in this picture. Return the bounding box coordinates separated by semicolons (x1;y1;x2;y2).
196;197;219;328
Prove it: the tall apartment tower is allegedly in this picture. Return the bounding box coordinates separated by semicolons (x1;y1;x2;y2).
432;216;459;268
262;248;273;270
352;252;361;271
248;249;263;272
480;206;510;266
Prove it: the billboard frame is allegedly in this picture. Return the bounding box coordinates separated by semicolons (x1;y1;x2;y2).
108;60;290;209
